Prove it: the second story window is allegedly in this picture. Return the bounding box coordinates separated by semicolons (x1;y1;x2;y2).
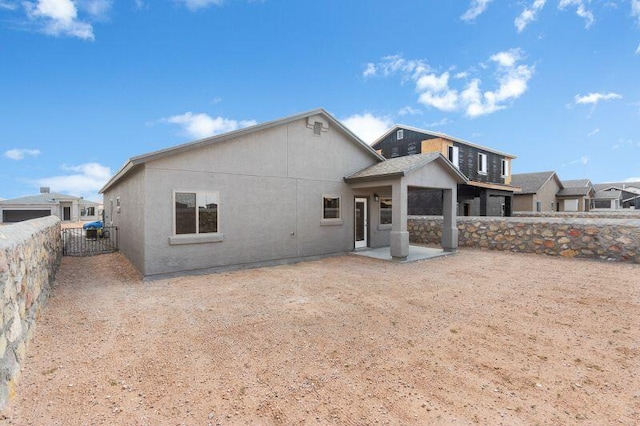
501;159;509;177
397;129;404;140
448;145;460;168
478;153;487;175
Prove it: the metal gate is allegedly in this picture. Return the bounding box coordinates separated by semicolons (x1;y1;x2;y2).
62;226;118;256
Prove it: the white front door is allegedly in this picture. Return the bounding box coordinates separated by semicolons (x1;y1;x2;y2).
354;197;367;249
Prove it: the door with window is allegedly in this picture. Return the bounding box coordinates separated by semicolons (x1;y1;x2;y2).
354;198;367;249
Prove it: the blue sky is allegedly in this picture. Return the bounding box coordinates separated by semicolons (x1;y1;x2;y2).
1;0;639;202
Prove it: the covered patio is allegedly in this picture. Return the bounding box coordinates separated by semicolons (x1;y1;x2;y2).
345;152;467;260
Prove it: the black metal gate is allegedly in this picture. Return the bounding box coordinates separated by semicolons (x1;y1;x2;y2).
62;226;118;256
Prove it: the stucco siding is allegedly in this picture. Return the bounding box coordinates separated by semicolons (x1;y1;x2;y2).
127;116;380;277
103;166;146;275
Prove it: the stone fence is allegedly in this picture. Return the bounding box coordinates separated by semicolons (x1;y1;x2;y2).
513;211;640;219
408;216;640;263
0;217;62;409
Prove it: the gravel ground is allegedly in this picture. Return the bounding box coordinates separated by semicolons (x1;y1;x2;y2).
1;249;638;425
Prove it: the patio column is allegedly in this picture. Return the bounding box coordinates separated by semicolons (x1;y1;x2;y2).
442;188;458;252
390;179;409;260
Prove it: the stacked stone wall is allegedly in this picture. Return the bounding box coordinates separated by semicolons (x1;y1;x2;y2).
513;211;640;219
409;216;640;263
0;216;62;409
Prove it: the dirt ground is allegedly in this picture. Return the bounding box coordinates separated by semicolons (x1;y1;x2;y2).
1;249;638;425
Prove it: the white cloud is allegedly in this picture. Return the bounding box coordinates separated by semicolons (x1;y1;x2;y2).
515;0;547;32
587;128;600;137
0;1;17;10
563;155;589;166
341;113;393;144
363;63;376;77
461;0;493;22
558;0;594;28
178;0;223;11
574;92;622;105
4;148;41;160
632;0;640;23
624;176;640;182
398;106;421;116
24;0;95;40
425;118;453;128
366;49;534;118
636;43;640;55
163;112;257;139
36;162;111;201
78;0;111;19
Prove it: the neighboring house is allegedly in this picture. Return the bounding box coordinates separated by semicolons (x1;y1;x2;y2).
591;189;623;210
511;171;563;212
100;109;466;279
593;182;640;209
0;188;100;223
556;179;594;212
371;126;518;216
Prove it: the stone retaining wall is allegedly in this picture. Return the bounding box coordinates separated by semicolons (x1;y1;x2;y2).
0;217;62;409
513;211;640;219
408;216;640;263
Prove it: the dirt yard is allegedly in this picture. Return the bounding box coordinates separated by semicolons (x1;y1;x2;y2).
1;250;638;425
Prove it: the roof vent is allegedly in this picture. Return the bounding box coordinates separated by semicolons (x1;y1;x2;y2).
40;187;50;194
313;121;322;136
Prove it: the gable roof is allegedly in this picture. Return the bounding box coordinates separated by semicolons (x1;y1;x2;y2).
593;181;640;192
594;189;622;200
0;192;81;205
510;171;562;195
101;108;384;194
344;152;468;183
562;179;591;188
371;124;516;159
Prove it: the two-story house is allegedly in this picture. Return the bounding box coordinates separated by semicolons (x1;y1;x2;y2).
372;126;519;216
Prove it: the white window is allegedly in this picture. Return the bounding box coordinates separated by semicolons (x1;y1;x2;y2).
174;191;219;235
536;201;542;212
322;195;340;220
397;129;404;140
478;153;487;175
448;145;460;168
501;159;509;177
379;197;392;225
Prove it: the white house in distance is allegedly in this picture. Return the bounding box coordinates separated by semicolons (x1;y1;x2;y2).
100;109;467;279
0;188;101;223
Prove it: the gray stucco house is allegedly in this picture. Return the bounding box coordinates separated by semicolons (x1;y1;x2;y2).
0;188;101;223
100;109;466;278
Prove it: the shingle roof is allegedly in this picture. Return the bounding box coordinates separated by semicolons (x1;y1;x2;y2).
344;152;467;183
0;192;81;205
594;190;622;200
371;125;516;158
557;187;590;197
593;181;640;192
562;179;590;188
510;171;559;194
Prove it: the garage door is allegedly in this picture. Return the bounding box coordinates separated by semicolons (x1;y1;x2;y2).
564;199;579;212
2;210;51;222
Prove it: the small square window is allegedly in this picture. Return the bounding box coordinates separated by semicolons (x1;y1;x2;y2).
174;191;219;235
323;196;340;220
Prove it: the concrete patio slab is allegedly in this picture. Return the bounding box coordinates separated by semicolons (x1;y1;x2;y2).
349;244;454;263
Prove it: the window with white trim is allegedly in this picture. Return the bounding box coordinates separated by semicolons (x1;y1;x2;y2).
478;153;487;175
397;129;404;140
322;195;340;220
501;158;509;177
174;191;219;235
448;145;460;168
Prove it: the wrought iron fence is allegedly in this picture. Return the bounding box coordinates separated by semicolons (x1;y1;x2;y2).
62;226;118;256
